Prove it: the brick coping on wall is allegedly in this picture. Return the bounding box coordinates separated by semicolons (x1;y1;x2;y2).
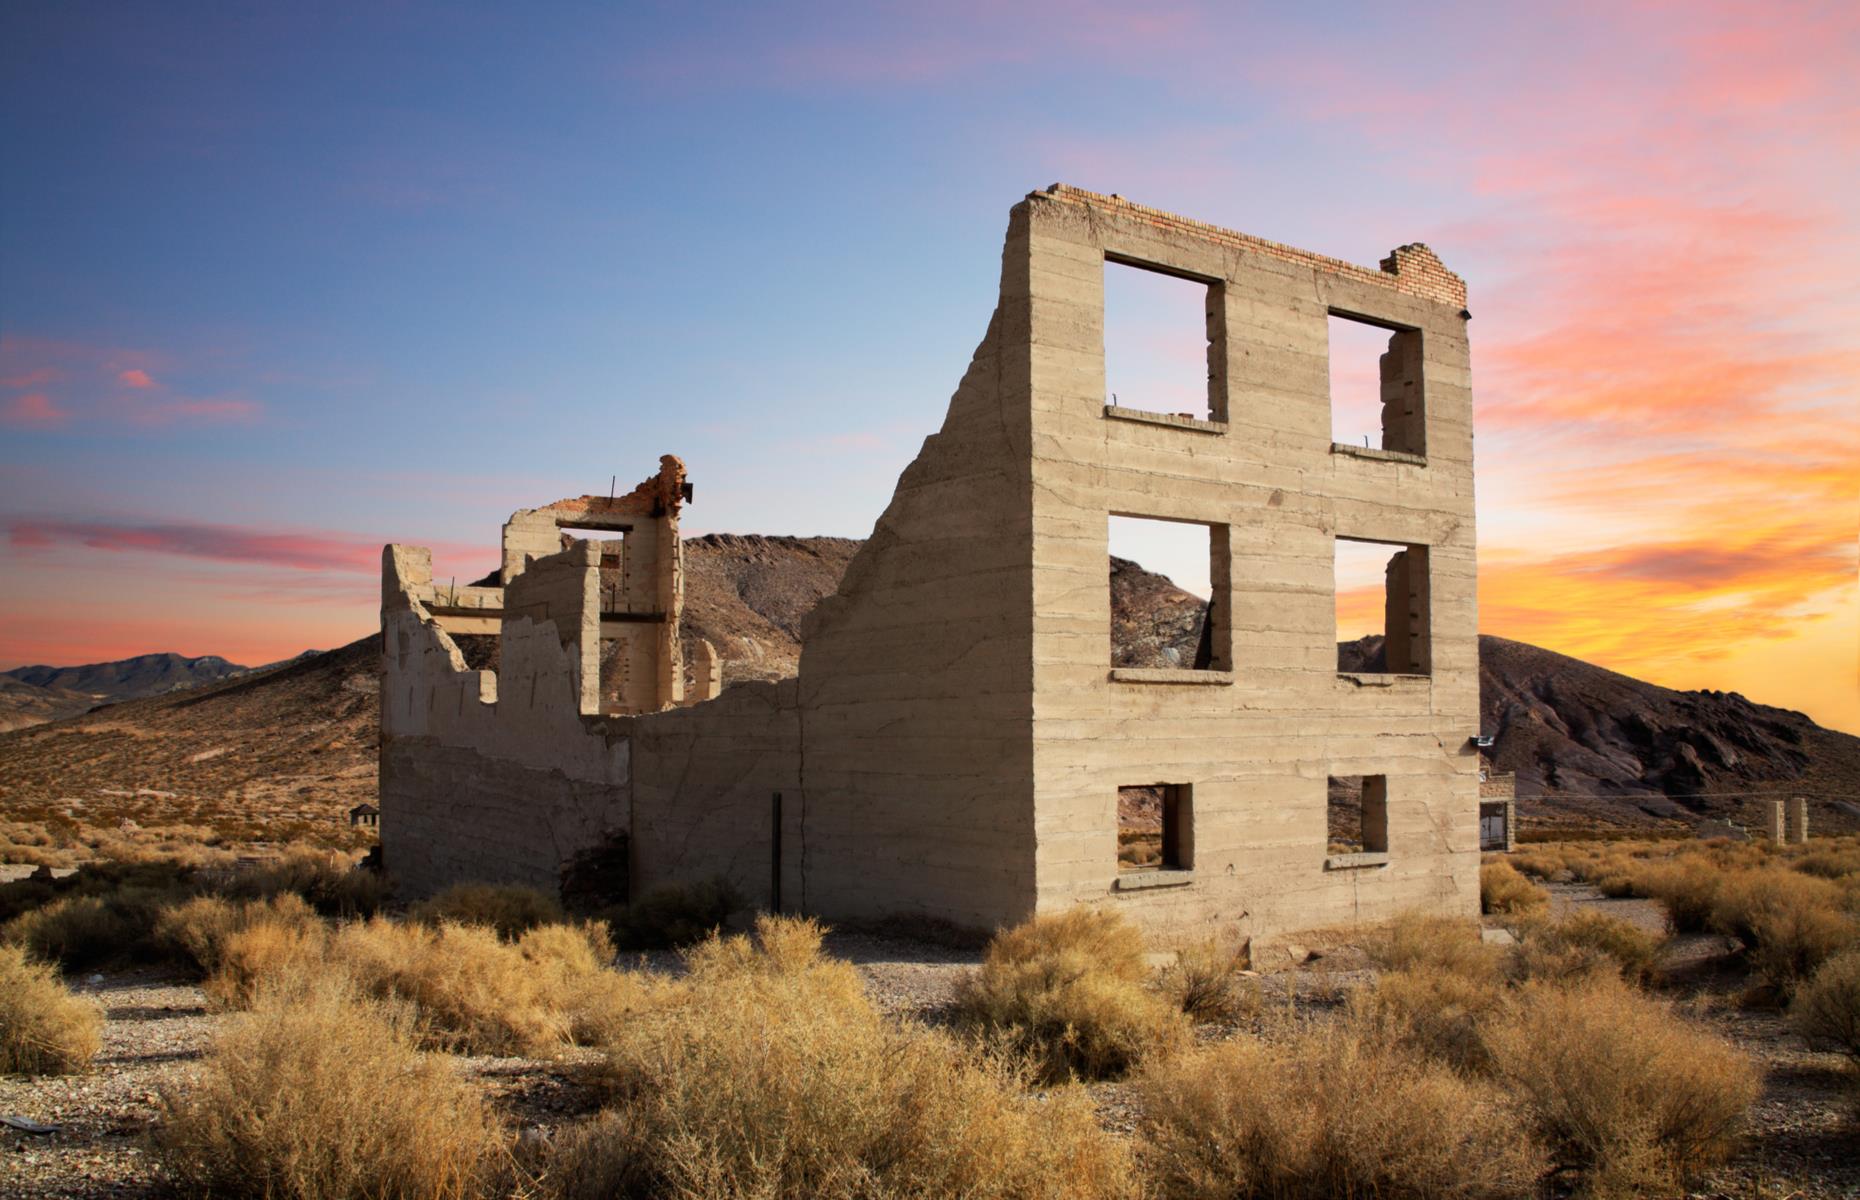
1036;183;1468;310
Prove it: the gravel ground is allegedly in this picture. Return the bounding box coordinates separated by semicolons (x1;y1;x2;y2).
2;894;1856;1198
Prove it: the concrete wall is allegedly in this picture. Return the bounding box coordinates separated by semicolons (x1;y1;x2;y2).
1015;186;1481;942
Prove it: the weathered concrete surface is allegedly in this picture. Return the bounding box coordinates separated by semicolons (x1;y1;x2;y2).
380;186;1482;943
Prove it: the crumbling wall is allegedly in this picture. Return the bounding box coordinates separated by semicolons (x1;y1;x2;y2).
379;545;629;898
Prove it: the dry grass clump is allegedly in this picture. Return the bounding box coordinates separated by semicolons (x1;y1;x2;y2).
203;906;332;1009
1709;869;1857;991
1507;848;1566;880
953;908;1188;1082
332;918;574;1056
1488;975;1758;1197
1137;1019;1544;1199
1365;911;1501;980
0;943;102;1074
1;887;179;970
1350;962;1505;1073
1481;860;1549;914
567;914;1136;1200
1791;948;1860;1062
412;883;563;939
156;978;507;1199
1636;858;1725;933
1790;842;1860;881
158;893;320;978
1153;935;1257;1023
219;849;389;917
1511;909;1661;985
607;877;743;950
515;920;654;1045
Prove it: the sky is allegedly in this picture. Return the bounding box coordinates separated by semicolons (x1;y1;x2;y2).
2;1;1856;734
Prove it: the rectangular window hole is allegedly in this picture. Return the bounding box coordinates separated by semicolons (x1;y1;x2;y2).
1105;258;1218;422
1109;515;1228;671
1328;313;1424;456
1335;536;1430;675
1327;775;1388;855
1119;783;1192;872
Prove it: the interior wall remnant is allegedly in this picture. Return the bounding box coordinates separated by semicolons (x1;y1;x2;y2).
1382;546;1430;675
1378;326;1425;456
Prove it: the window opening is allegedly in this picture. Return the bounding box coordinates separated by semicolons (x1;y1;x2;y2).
1105;258;1217;421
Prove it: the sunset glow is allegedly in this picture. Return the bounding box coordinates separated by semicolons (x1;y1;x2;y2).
2;2;1854;733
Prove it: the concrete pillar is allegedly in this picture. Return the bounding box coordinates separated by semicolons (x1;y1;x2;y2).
1383;547;1430;674
694;638;723;702
1502;798;1516;852
1786;797;1809;845
1767;800;1786;842
1378;328;1425;456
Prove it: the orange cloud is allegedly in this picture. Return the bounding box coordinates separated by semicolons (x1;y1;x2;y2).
1;393;71;429
117;367;157;389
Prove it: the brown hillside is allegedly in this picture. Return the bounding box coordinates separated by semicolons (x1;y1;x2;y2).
2;534;1853;856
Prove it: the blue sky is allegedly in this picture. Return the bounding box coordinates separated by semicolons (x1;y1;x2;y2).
3;1;1856;733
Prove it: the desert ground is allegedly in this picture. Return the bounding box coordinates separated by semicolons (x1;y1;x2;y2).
2;836;1857;1200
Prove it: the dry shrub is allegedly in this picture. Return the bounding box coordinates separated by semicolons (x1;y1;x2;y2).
569;914;1136;1200
1791;844;1860;881
1349;964;1504;1073
1791;948;1860;1062
1481;861;1549;914
158;893;320;977
1507;849;1566;880
1;886;179;970
1512;909;1661;985
1488;976;1758;1197
156;978;507;1199
222;849;389;917
1137;1020;1545;1200
1636;859;1723;933
607;877;743;951
1710;869;1856;990
516;920;657;1045
0;943;102;1074
331;918;573;1056
1154;936;1257;1023
204;906;333;1009
953;908;1188;1082
412;883;562;939
1365;911;1500;980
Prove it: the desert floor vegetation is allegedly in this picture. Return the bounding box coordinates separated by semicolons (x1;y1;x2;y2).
155;978;508;1200
1480;858;1550;914
5;840;1860;1197
952;908;1189;1082
0;942;102;1075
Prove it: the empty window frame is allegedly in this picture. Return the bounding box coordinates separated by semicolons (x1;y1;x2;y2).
1327;775;1388;855
1104;256;1221;422
1335;537;1430;675
1119;783;1192;872
1328;312;1424;456
1109;515;1229;671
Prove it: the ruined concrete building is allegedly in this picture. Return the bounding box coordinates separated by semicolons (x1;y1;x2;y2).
381;185;1482;941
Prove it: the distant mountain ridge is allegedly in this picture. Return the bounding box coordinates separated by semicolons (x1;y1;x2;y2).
0;652;251;732
2;534;1853;836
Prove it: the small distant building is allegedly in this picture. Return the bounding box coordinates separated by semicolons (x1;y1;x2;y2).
349;802;380;829
1478;753;1515;852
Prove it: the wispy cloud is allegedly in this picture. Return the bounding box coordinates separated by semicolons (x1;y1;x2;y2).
1;393;71;429
0;334;262;429
4;517;440;575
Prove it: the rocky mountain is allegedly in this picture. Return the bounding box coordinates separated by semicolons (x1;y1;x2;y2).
0;674;95;733
4;652;248;707
2;533;1853;840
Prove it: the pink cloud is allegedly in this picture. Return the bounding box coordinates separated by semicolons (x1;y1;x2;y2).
117;396;262;427
1;393;71;429
5;517;477;576
117;368;157;389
